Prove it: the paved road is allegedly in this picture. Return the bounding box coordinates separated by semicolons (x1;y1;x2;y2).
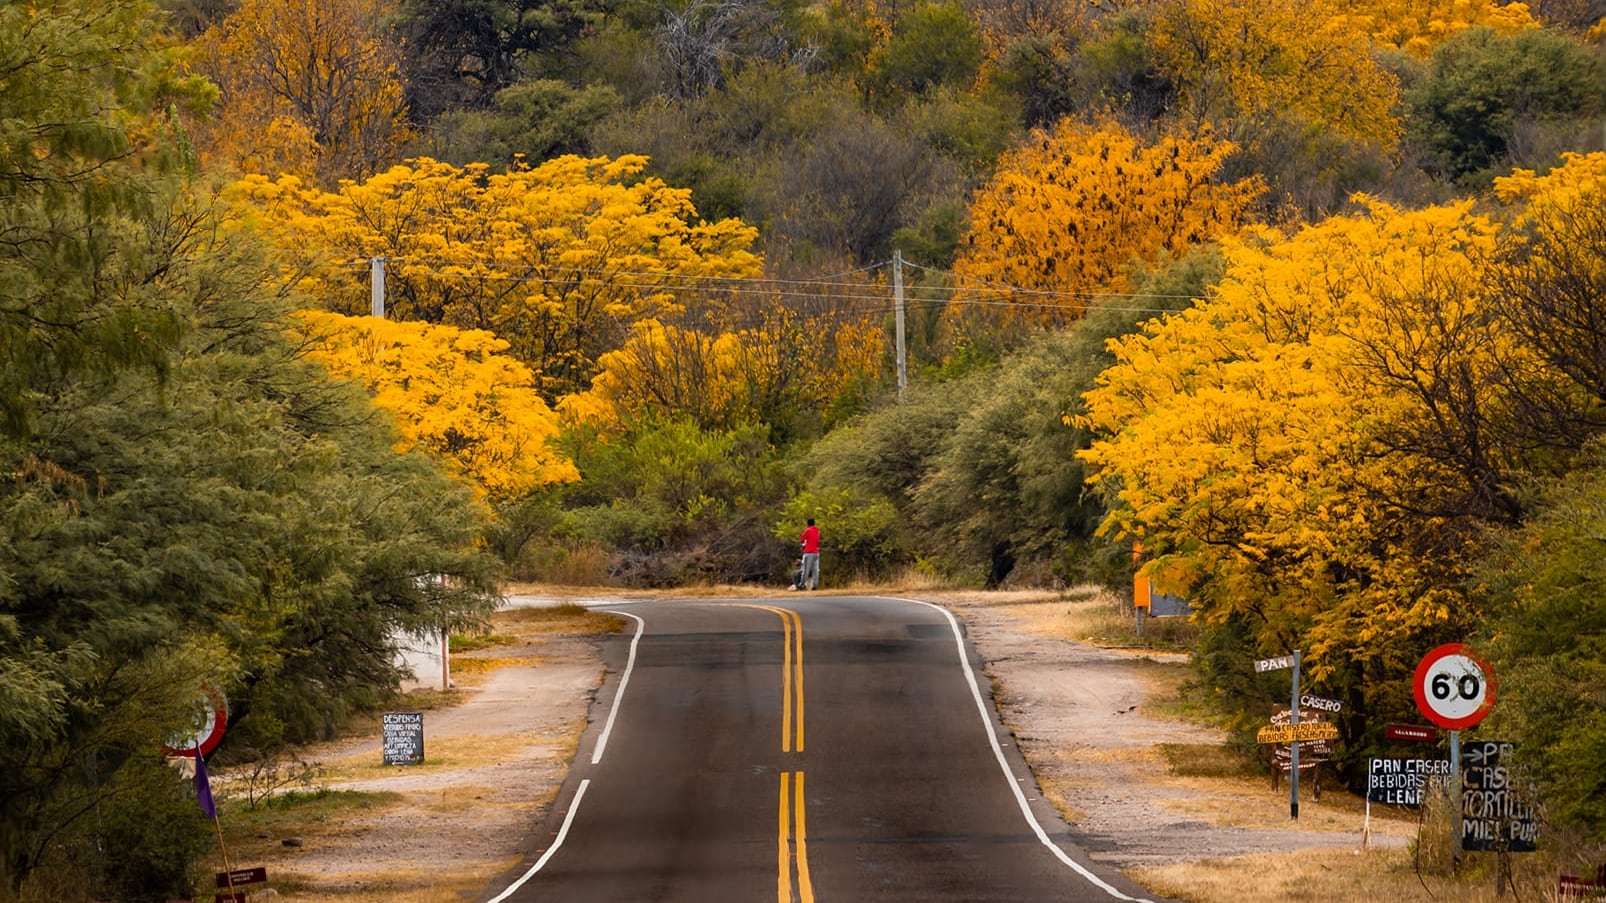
481;595;1165;903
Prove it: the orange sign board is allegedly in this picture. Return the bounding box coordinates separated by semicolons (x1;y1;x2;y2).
1257;722;1340;745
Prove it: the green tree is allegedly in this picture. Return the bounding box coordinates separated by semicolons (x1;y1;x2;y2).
915;251;1220;586
428;79;621;168
1;2;500;895
396;0;613;121
864;0;985;103
1405;26;1606;184
529;417;790;584
1481;441;1606;841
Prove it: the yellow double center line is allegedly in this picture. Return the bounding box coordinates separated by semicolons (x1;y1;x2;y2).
779;770;814;903
734;604;811;902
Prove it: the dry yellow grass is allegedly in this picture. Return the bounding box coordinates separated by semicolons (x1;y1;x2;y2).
1137;844;1578;903
314;726;574;777
489;602;627;636
267;863;503;903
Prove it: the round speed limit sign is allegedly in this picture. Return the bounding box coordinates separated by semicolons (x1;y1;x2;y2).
1413;643;1496;730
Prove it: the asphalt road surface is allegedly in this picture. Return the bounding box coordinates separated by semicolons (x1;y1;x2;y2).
481;595;1166;903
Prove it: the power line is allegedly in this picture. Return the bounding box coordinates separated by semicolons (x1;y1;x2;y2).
341;254;1201;318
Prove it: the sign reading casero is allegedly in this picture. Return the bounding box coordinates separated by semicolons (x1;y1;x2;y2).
1257;721;1340;745
1299;694;1343;714
382;711;424;766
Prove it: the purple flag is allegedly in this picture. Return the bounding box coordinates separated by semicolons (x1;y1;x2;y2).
194;749;216;819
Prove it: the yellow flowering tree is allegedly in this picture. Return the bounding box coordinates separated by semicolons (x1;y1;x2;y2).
189;0;411;183
1337;0;1538;56
563;304;885;434
1148;0;1402;149
1081;198;1518;684
295;311;578;501
227;155;764;400
949;117;1261;340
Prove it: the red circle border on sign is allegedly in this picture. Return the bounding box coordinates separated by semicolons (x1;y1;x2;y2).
1412;642;1496;730
160;684;228;757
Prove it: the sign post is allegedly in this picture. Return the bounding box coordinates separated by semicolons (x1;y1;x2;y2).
1254;652;1304;819
1289;650;1302;819
1413;644;1497;864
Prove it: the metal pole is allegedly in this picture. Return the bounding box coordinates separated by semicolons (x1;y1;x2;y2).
370;257;386;318
1290;649;1301;820
893;250;907;402
1451;729;1462;864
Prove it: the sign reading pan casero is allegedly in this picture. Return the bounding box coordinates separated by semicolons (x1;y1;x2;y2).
1461;740;1540;852
382;711;424;766
1256;721;1340;744
1367;757;1453;807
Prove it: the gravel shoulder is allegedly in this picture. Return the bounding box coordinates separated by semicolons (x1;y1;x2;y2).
234;591;1411;900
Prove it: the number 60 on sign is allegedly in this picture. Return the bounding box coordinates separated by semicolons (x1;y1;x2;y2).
1413;643;1496;730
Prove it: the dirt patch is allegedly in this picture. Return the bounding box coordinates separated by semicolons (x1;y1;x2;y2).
218;625;606;902
937;592;1413;870
219;591;1413;901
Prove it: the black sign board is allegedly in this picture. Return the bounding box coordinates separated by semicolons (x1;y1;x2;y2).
382;711;424;766
1460;740;1540;852
1366;757;1453;807
215;867;267;888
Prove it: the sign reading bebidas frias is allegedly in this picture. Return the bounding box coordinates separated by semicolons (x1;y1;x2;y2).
382;711;424;766
1460;740;1539;852
1366;757;1453;807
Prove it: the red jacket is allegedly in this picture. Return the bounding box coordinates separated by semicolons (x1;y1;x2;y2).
800;525;820;554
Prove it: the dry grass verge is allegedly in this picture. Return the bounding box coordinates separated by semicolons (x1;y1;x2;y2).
1136;844;1586;903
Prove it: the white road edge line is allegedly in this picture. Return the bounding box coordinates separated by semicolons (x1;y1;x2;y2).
482;608;645;901
592;609;645;765
896;596;1157;903
484;778;591;903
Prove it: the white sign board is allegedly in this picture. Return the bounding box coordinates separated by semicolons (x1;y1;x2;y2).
1254;655;1295;673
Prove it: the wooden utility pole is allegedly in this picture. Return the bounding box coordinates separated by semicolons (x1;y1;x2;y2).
370;257;386;318
893;250;907;402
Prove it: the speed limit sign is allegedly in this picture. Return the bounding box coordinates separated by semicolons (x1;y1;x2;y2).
159;683;229;757
1413;643;1496;730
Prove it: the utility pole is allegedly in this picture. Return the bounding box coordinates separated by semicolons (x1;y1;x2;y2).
893;250;907;402
370;256;386;318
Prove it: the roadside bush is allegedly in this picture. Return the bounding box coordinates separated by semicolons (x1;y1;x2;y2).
20;756;211;903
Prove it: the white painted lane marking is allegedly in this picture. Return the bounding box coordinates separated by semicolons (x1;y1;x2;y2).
484;778;591;903
592;610;645;765
894;596;1157;903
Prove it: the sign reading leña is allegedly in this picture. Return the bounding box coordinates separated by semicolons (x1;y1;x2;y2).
382;712;424;766
1461;740;1540;852
1366;757;1453;807
1257;722;1339;745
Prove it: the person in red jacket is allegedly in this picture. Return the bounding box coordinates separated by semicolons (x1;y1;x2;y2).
799;518;820;590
